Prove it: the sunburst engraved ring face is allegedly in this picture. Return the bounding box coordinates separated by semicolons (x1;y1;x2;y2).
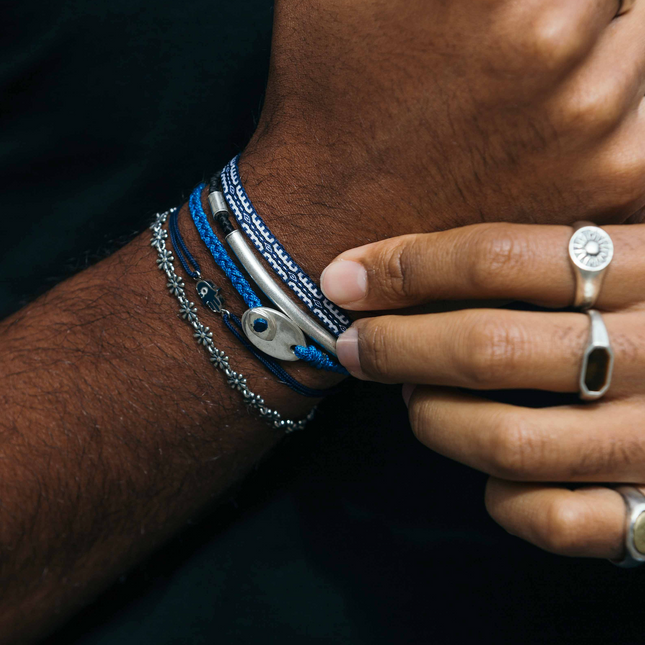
569;226;614;272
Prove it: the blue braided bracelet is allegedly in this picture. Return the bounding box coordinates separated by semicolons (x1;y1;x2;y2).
168;205;343;397
189;184;261;310
189;185;348;376
220;155;351;337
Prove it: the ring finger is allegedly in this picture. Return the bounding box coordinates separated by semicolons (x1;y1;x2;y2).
406;386;645;482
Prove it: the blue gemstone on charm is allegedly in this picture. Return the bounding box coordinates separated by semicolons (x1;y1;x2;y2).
253;318;269;333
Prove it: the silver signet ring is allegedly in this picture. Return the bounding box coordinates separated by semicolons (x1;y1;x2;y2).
611;486;645;568
579;310;614;401
568;222;614;310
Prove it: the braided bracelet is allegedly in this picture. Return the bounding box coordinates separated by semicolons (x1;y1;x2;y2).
189;185;347;375
150;209;316;433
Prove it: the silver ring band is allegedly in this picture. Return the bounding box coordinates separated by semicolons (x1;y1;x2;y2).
568;222;614;310
611;486;645;568
579;310;614;401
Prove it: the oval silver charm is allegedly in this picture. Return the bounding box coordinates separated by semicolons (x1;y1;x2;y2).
241;307;306;362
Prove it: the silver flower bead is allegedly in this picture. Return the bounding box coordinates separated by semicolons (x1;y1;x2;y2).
151;228;168;249
179;301;198;323
150;213;167;230
167;274;185;297
193;324;213;346
209;349;229;369
227;372;247;391
157;248;175;273
247;394;264;409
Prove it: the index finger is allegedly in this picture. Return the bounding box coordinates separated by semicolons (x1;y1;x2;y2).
320;222;644;311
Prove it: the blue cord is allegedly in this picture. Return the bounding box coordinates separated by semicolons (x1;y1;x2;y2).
293;345;349;374
189;184;261;310
188;184;348;376
169;207;201;279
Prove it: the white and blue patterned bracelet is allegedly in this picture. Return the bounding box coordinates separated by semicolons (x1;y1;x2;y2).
220;155;351;337
150;208;316;433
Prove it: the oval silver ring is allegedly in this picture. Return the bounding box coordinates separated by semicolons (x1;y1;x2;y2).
611;486;645;569
568;222;614;310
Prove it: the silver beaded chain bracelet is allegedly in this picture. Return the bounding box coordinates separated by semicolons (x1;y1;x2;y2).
150;208;316;433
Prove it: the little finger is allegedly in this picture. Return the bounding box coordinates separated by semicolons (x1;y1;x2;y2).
485;478;629;559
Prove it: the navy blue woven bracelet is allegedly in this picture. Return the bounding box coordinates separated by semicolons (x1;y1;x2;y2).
220;155;351;337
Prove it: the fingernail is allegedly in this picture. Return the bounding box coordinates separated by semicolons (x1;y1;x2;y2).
336;327;365;378
402;384;416;407
320;260;367;305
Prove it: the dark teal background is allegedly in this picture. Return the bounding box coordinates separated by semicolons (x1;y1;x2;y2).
2;2;643;643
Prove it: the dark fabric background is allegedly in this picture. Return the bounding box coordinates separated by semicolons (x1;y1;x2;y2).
2;2;643;643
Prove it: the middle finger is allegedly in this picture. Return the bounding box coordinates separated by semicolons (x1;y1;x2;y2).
340;308;643;395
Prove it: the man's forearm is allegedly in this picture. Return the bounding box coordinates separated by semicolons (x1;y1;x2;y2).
0;186;348;641
0;130;430;639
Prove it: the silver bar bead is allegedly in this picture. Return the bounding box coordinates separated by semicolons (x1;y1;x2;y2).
208;191;229;215
225;229;338;356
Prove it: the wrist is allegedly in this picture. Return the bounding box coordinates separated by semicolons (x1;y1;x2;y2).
238;134;429;284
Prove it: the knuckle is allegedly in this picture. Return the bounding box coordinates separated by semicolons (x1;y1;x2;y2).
558;87;624;136
539;500;586;555
373;237;418;302
487;415;539;480
521;13;588;70
466;224;527;294
408;395;432;446
602;153;645;210
357;320;393;380
458;312;526;389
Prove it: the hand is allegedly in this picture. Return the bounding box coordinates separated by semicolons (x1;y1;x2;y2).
321;222;645;559
242;0;645;249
